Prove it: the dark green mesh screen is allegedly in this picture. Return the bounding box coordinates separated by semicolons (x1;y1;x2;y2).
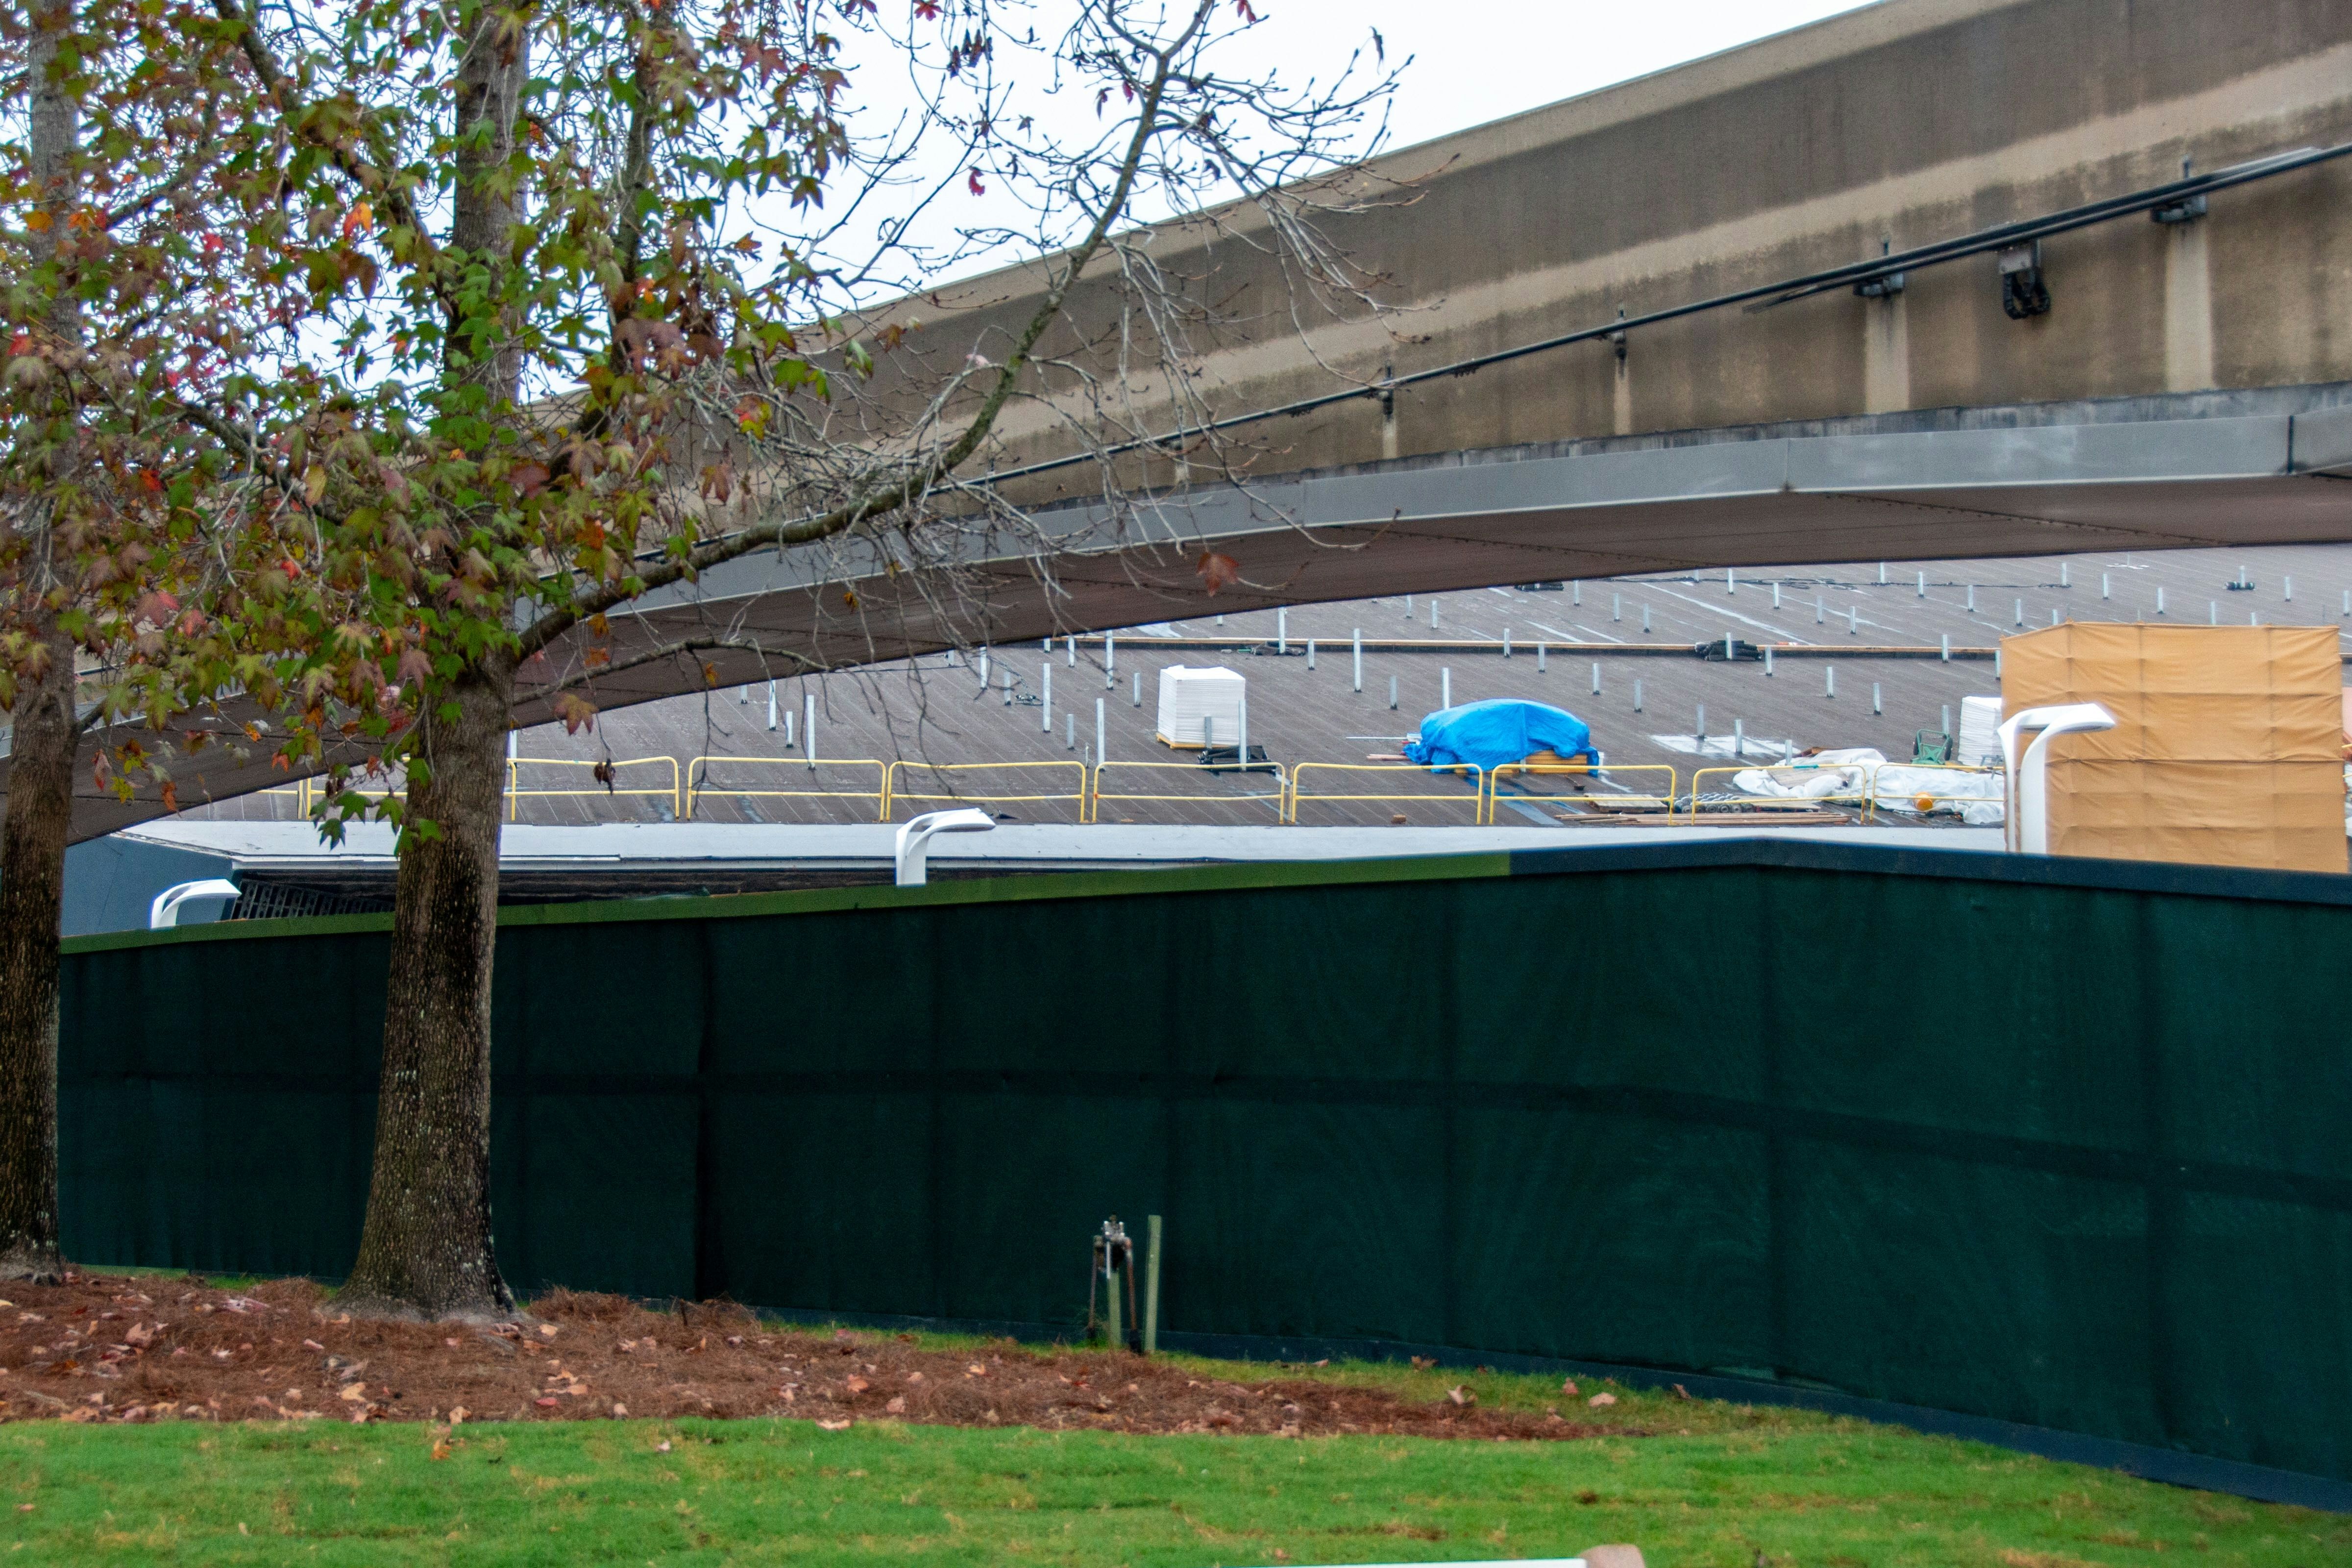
56;845;2352;1480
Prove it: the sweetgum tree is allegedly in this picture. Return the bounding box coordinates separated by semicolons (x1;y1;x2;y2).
0;0;325;1278
187;0;1397;1317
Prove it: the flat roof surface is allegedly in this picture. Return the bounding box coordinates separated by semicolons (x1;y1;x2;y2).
176;540;2352;833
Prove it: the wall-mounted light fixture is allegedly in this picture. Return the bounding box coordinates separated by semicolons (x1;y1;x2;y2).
1998;241;2051;318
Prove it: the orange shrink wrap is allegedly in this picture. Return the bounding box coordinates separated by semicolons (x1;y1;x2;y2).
2000;623;2346;873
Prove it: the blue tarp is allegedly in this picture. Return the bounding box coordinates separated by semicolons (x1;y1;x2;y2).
1401;698;1596;771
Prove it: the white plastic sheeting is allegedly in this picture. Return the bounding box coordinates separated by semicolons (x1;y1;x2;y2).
1729;747;2006;825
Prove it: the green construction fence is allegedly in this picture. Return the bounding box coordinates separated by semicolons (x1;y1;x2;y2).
55;838;2352;1486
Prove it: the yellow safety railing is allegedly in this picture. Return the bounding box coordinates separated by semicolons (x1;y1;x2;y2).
1087;759;1289;824
1484;760;1678;824
1284;761;1484;825
259;780;312;817
684;756;886;822
260;777;403;817
883;760;1090;823
1684;764;1873;822
507;755;683;822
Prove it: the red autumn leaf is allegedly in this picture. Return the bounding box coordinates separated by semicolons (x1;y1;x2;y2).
967;167;986;196
159;780;179;814
511;462;551;497
552;692;598;735
534;1397;559;1409
1235;0;1259;18
1196;551;1240;594
914;0;938;15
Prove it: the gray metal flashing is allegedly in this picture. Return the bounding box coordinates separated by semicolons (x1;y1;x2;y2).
117;818;2006;876
660;402;2340;627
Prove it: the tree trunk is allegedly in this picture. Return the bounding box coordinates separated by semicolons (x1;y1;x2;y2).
0;0;84;1283
0;631;76;1283
340;656;517;1317
341;2;529;1319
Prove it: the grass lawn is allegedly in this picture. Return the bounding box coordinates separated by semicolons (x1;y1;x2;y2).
0;1349;2344;1568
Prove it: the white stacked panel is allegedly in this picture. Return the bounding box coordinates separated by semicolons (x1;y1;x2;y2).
1154;665;1246;746
1956;694;2005;768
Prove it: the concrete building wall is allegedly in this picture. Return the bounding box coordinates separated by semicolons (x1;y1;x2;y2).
894;0;2352;494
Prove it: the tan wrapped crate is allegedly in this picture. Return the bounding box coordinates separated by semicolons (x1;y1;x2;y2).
2001;624;2347;873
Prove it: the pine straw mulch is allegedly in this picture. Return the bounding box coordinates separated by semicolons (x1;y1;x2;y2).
0;1272;1635;1442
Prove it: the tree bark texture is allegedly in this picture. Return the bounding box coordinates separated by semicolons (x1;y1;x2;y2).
340;657;517;1317
444;4;529;396
0;0;85;1283
0;632;75;1282
342;7;530;1318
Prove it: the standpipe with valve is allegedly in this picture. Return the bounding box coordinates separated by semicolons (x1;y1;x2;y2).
1088;1217;1141;1353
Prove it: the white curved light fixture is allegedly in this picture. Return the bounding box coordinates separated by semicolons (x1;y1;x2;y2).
1996;702;2117;855
893;808;996;887
148;878;243;929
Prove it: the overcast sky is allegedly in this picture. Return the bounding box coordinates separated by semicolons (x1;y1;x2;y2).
1247;1;1877;155
802;1;1882;303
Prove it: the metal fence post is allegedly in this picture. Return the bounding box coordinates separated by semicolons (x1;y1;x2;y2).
1143;1215;1162;1356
